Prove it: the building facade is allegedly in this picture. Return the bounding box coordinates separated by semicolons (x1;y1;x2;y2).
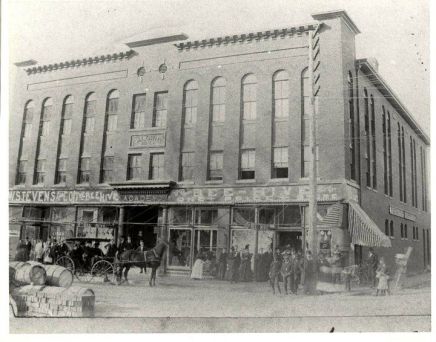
9;10;430;275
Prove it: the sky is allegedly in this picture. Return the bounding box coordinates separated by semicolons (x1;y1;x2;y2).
6;0;430;133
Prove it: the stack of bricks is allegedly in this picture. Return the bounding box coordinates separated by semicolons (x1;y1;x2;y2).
11;285;95;317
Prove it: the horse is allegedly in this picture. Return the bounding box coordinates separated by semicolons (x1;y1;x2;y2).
115;239;168;286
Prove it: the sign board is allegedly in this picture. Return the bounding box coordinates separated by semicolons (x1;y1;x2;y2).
389;205;417;222
130;133;166;148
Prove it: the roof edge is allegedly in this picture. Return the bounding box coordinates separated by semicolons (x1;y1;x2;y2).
312;10;361;35
357;58;430;145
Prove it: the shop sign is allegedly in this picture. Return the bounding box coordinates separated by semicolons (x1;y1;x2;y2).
9;189;167;204
170;184;343;204
130;133;166;148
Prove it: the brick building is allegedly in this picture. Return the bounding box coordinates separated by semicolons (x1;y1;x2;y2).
9;10;430;275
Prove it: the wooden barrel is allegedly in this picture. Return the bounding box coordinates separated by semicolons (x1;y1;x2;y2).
43;265;73;288
14;262;47;285
9;261;26;270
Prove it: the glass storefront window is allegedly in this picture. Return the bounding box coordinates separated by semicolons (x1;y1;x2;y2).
276;206;301;227
168;228;192;268
195;208;218;225
230;228;256;252
259;208;275;225
232;207;255;226
258;230;274;253
171;208;192;225
194;229;218;259
77;208;98;238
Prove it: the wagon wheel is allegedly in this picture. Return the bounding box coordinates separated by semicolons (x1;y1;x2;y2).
56;256;75;274
91;260;116;284
75;265;93;283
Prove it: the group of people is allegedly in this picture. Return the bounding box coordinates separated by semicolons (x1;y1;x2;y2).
15;237;69;264
268;246;309;295
367;248;390;296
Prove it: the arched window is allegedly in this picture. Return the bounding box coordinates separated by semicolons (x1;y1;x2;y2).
183;80;198;126
242;74;257;120
348;72;356;180
106;90;119;131
273;70;289;119
84;92;96;133
55;95;74;184
41;98;53;137
61;95;74;135
211;77;226;122
23;101;34;138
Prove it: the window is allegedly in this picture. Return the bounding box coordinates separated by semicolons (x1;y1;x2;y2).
421;147;428;211
240;149;255;179
171;208;192;225
364;89;370;187
153;92;168;128
272;147;288;178
301;69;310;177
34;159;46;184
84;93;96;133
208;151;223;181
79;157;91;183
211;77;226;122
183;80;198;126
55;158;68;184
127;154;141;180
23;101;34;138
181;152;194;181
16;159;27;185
370;95;377;189
273;71;289;119
132;93;146;129
401;127;406;202
61;95;73;135
101;156;114;183
150;153;165;180
168;228;192;268
404;224;408;239
385;219;389;236
40;98;52;137
242;74;257;120
412;226;419;241
400;223;403;239
390;221;394;238
105;90;118;131
232;207;255;226
348;72;356;181
387;112;393;196
382;107;388;195
398;124;403;201
195;209;219;225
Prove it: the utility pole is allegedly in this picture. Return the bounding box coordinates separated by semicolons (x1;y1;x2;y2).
307;25;321;293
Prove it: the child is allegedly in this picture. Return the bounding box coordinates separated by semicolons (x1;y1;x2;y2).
376;257;389;296
269;251;282;295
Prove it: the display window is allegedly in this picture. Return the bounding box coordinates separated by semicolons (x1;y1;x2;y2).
232;207;255;226
194;229;218;259
170;207;192;225
168;228;192;268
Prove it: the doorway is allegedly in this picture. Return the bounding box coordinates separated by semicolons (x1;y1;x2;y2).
277;231;302;251
124;206;159;249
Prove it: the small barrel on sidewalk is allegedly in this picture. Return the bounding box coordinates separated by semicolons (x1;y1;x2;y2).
10;261;47;286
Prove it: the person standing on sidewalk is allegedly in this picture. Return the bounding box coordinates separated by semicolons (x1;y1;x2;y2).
280;251;292;294
218;248;228;280
269;250;282;295
367;248;379;288
303;250;315;294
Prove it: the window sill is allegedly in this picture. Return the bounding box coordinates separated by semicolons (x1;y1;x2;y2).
129;127;167;132
52;183;67;187
205;180;223;185
235;179;256;184
269;178;289;183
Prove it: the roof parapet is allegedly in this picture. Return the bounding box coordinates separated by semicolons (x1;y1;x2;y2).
312;10;361;35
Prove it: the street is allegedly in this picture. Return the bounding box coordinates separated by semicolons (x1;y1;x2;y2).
10;268;431;333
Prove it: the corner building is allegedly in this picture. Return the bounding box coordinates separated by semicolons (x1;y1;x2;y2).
9;10;430;275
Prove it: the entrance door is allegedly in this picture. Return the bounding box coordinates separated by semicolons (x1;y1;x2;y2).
194;229;217;260
277;231;302;251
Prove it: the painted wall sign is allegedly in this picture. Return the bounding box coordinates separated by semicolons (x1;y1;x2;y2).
404;211;417;222
389;206;417;222
130;132;166;148
9;190;167;204
170;184;343;204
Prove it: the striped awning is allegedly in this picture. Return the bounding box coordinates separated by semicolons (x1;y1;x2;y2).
347;201;391;248
319;203;343;227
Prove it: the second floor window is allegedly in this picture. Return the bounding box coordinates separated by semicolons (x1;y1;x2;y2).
273;71;289;119
84;93;96;133
102;156;114;183
153;92;168;128
35;159;46;184
132;93;146;129
40;98;52;137
242;74;257;121
211;77;226;122
79;157;91;183
16;160;27;185
127;154;141;180
273;147;288;178
23;101;34;138
106;90;119;131
56;158;68;184
183;80;198;126
208;151;223;181
181;152;194;181
240;149;255;180
150;153;165;180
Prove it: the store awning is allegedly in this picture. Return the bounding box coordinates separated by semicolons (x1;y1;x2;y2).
319;203;343;227
347;201;391;248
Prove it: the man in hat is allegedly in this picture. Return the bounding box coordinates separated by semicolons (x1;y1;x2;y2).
281;250;293;294
367;248;379;288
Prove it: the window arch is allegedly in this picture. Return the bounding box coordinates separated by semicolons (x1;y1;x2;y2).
183;80;198;126
273;70;289;119
84;92;96;133
242;74;257;120
61;95;74;135
40;97;52;137
211;77;226;122
23;100;35;138
106;89;119;131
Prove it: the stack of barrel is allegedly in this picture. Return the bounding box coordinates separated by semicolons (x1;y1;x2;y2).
9;261;95;317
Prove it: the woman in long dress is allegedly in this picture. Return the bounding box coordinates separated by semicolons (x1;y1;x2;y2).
191;251;205;280
376;257;389;295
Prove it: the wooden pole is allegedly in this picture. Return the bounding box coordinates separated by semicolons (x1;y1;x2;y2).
308;29;319;292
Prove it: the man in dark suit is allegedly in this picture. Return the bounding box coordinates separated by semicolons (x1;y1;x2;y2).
136;240;146;273
218;248;228;280
367;248;379;288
